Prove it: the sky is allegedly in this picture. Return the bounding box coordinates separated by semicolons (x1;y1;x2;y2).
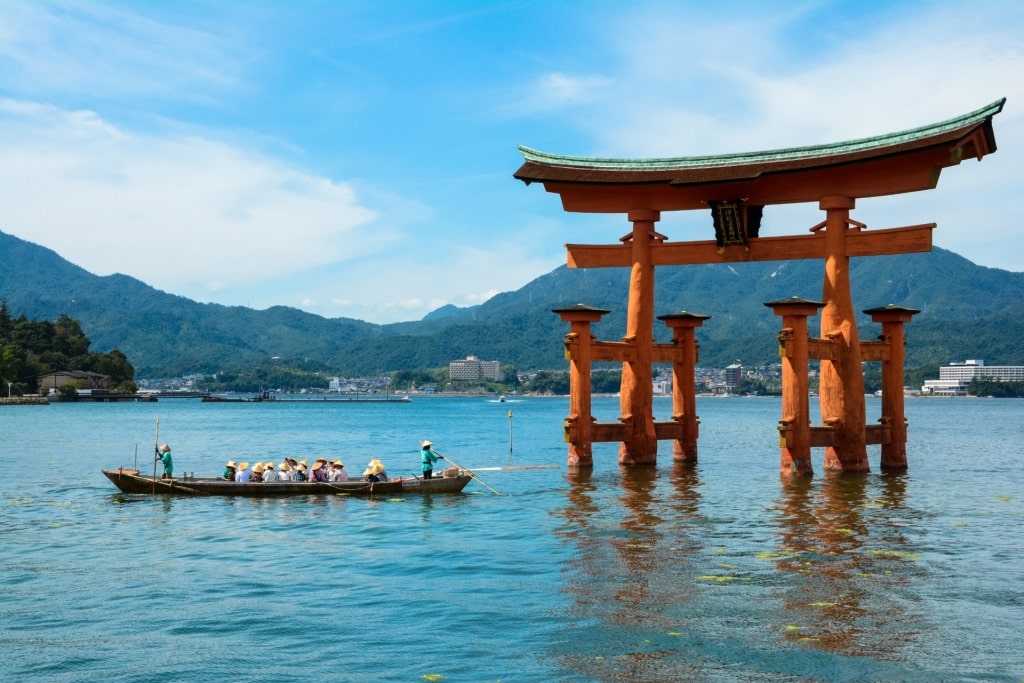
1;0;1022;324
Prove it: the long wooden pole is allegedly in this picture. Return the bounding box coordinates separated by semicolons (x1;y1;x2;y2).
431;450;501;495
152;417;160;493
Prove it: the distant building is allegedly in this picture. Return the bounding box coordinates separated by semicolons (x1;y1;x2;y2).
38;370;105;392
921;360;1024;395
449;356;502;381
724;362;743;389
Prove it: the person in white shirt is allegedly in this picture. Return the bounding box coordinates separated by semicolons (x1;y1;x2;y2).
262;461;278;482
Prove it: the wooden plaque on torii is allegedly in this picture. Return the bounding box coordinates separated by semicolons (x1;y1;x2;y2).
516;99;1004;474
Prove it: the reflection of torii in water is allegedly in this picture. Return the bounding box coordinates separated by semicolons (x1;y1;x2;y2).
516;99;1005;475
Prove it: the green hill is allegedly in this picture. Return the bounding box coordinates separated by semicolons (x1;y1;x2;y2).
2;229;1023;376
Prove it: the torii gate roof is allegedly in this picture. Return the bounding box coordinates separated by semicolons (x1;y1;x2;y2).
514;99;1004;212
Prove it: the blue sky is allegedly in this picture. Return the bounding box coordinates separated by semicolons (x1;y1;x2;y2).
1;1;1021;324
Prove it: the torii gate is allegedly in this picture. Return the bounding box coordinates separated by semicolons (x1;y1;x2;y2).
515;99;1004;474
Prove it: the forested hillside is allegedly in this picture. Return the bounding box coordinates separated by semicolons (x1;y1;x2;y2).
2;229;1023;377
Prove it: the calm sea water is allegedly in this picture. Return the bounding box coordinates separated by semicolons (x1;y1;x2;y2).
1;395;1021;682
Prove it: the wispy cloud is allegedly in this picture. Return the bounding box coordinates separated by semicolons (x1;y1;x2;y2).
0;0;243;103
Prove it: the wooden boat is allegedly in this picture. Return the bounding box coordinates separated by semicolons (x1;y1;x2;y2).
102;467;472;497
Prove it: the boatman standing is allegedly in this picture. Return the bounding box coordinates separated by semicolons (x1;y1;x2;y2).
419;440;442;479
156;444;173;479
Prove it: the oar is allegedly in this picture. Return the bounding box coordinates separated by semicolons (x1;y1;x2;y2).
468;465;559;471
431;450;501;495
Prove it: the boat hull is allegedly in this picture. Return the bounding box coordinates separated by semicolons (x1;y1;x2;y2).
102;468;471;496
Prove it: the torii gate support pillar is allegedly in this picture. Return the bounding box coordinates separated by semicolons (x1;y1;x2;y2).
553;304;609;469
865;304;920;471
658;312;710;463
766;297;825;477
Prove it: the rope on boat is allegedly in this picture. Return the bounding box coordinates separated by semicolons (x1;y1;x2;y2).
323;481;375;494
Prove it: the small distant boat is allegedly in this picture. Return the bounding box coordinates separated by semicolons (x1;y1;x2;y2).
202;391;275;403
498;395;506;402
102;468;471;497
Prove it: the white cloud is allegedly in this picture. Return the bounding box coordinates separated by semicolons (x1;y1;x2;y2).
0;100;382;298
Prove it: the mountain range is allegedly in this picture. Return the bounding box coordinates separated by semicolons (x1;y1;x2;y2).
2;229;1023;377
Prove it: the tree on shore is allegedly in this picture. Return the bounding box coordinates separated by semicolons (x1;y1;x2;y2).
0;300;136;396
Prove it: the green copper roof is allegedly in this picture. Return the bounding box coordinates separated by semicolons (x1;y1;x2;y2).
518;99;1005;171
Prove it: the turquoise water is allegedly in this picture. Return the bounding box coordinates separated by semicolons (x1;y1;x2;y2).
1;396;1021;682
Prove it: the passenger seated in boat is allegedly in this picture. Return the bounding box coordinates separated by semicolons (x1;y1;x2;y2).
278;460;293;481
329;460;347;482
251;462;264;483
293;462;308;482
223;460;237;481
363;459;388;483
236;462;251;482
262;460;278;482
310;458;329;482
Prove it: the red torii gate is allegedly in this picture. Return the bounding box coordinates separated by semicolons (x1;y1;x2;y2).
516;99;1004;474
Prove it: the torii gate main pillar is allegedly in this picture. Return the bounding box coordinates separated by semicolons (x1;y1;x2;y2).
818;196;869;471
620;209;660;465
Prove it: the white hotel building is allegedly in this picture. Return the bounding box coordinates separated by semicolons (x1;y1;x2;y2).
921;360;1024;396
449;356;502;382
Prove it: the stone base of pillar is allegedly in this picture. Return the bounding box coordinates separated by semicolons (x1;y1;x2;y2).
880;449;908;471
673;441;697;463
780;450;813;477
567;443;593;469
823;447;870;473
619;442;657;466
